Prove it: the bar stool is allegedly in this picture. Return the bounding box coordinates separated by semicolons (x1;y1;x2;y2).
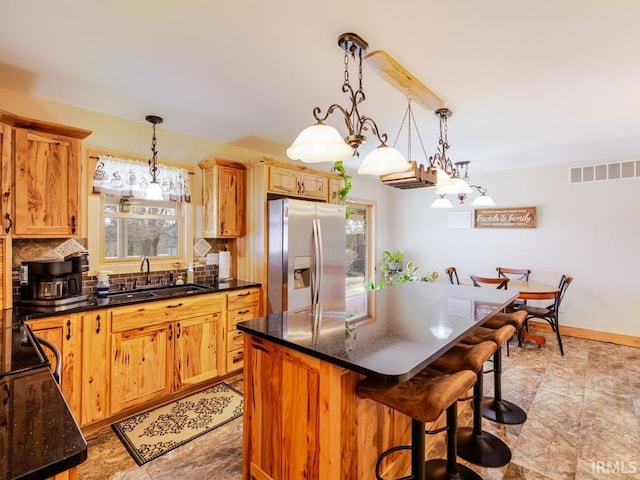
474;311;528;425
430;339;512;468
453;325;519;464
357;367;479;480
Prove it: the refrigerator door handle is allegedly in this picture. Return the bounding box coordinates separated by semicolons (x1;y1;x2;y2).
311;218;320;305
316;217;324;306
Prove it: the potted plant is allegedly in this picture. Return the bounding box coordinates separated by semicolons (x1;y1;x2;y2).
383;250;404;273
365;250;439;291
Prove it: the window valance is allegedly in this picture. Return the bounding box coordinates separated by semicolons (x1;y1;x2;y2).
92;155;191;202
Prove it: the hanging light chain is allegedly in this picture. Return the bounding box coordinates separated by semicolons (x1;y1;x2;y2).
149;121;159;182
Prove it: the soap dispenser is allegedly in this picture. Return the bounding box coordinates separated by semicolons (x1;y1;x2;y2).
186;264;194;284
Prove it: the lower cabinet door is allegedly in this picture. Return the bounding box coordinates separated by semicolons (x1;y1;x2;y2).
80;310;109;426
27;316;81;421
174;313;224;389
110;323;173;414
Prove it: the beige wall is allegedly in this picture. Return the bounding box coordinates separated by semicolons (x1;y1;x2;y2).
391;162;640;337
4;87;636;338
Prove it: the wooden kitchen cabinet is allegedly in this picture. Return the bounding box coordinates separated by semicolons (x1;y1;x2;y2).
25;315;82;421
13;128;83;237
0;111;90;238
268;164;327;200
0;239;11;309
110;322;173;413
174;311;224;388
328;177;343;204
198;158;245;238
0;376;8;475
80;310;109;425
225;287;261;372
0;121;11;236
109;293;225;414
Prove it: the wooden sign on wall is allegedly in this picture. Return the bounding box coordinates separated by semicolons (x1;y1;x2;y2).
474;207;537;228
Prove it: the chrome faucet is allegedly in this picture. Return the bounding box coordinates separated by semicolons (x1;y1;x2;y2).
140;256;151;285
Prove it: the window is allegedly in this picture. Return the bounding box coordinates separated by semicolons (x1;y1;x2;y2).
102;197;183;260
87;150;194;274
345;201;375;321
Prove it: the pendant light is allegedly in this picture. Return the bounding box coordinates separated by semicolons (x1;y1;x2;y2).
145;115;164;201
287;32;410;176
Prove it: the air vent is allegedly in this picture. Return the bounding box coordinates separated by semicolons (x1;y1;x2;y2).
569;160;640;184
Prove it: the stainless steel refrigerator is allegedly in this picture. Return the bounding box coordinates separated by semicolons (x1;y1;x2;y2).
267;198;346;314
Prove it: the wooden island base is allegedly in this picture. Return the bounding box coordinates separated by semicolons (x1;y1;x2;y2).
242;334;457;479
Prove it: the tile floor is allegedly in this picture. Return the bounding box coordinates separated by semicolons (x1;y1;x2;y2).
77;331;640;479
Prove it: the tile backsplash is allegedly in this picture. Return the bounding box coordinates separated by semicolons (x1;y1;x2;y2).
12;237;235;301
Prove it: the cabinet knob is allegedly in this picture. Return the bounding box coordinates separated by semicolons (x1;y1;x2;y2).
71;215;77;234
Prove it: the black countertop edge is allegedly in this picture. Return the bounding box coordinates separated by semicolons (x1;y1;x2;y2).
6;366;88;480
237;320;432;383
16;449;88;480
16;280;261;321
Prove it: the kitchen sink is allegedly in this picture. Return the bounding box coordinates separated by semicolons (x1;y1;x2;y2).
101;284;212;303
102;290;159;301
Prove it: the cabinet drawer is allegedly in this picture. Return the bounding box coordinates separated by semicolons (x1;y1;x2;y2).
227;304;260;330
227;329;244;351
227;348;244;371
226;288;260;310
111;293;224;332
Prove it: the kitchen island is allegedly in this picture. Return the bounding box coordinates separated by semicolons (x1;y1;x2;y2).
238;282;517;479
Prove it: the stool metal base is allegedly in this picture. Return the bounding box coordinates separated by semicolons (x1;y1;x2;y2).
424;459;482;480
456;427;512;468
482;397;527;425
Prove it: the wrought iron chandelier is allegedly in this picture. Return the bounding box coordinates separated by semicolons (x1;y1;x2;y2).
286;32;410;176
429;109;495;208
145;114;164;201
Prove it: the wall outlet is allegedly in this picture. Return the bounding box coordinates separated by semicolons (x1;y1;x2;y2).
206;253;219;266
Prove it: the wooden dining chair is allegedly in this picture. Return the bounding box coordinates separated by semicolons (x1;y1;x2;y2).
469;275;514;351
496;267;531;281
522;275;573;355
445;266;460;285
496;267;531;310
469;275;509;290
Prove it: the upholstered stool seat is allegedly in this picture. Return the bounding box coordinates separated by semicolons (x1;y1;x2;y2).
431;340;512;468
358;367;479;480
475;311;528;425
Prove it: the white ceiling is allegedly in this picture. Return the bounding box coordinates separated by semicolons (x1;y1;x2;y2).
1;0;639;174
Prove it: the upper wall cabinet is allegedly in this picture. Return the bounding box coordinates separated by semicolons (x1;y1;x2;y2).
268;165;327;201
198;158;245;238
0;110;91;238
0;122;11;236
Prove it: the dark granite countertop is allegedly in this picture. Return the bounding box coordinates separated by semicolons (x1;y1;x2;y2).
237;282;517;382
1;310;87;479
17;279;261;321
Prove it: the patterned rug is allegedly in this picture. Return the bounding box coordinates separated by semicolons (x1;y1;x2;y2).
112;382;243;465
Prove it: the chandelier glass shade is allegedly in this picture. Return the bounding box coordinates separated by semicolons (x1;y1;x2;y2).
287;32;410;175
285;122;354;163
430;195;454;209
435;176;473;196
357;144;409;175
470;191;497;207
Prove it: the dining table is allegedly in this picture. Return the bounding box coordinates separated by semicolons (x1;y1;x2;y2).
462;277;560;346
